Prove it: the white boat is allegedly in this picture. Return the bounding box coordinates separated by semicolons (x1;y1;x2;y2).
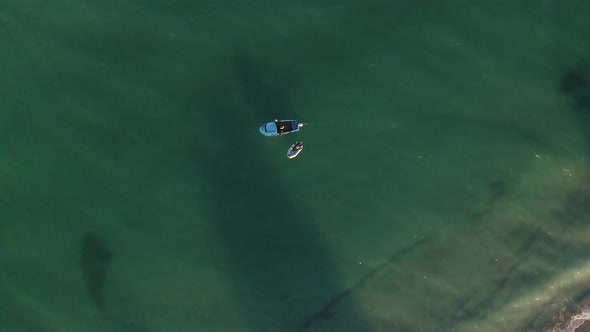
287;141;304;159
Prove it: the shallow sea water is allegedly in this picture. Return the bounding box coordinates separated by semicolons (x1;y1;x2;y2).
1;2;590;332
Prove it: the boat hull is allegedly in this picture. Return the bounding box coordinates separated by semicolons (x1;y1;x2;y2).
287;142;304;159
259;119;300;136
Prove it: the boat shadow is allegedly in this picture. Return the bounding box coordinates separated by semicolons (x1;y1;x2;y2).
180;52;376;331
232;52;297;120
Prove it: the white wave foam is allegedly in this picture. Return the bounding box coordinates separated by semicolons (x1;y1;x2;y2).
548;305;590;332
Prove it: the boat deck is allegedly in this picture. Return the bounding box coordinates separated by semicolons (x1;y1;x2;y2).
275;120;295;133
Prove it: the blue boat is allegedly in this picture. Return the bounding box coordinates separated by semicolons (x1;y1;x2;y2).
259;119;303;136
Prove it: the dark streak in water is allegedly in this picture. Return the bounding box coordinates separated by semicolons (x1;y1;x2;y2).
299;238;429;329
79;232;112;314
449;227;543;325
557;179;590;228
470;179;507;221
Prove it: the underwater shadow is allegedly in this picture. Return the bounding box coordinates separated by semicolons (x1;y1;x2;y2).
560;62;590;148
185;52;376;331
232;53;296;120
561;63;590;114
79;231;113;315
79;232;153;332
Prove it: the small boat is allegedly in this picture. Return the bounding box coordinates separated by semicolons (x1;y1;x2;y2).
287;141;304;159
259;119;303;137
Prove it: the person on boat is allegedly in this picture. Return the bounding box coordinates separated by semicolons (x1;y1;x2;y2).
294;141;303;150
273;119;287;135
272;120;283;135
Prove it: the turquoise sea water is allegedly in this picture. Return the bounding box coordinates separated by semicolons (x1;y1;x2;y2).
1;2;590;331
